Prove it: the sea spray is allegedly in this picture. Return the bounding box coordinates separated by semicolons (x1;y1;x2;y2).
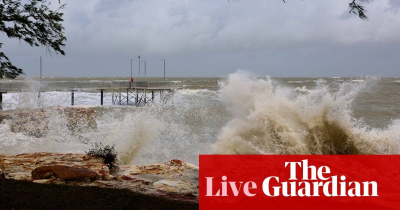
103;111;167;164
213;72;400;155
99;91;227;165
0;107;88;154
10;78;44;109
0;84;228;165
1;75;400;165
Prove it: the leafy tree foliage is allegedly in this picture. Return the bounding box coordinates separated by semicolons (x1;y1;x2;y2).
0;0;66;79
348;0;370;20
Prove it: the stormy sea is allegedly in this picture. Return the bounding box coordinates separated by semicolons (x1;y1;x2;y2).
1;72;400;165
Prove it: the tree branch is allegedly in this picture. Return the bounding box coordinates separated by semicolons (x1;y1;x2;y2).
0;0;66;79
282;0;371;20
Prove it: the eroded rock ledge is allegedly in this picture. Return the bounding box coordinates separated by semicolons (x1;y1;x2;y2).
0;153;199;202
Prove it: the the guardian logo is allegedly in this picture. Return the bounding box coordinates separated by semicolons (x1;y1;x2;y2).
205;159;378;197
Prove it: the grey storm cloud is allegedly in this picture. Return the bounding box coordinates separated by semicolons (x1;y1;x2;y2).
1;0;400;77
61;0;400;54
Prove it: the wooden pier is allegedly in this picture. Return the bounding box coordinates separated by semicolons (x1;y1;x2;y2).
0;80;179;108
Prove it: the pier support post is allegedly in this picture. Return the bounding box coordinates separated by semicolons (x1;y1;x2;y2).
152;91;154;100
119;88;122;105
112;88;114;104
127;89;129;105
0;92;4;110
100;89;104;106
144;89;146;103
136;89;138;106
71;90;76;106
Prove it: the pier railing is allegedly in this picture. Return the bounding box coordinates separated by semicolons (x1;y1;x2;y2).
0;80;179;92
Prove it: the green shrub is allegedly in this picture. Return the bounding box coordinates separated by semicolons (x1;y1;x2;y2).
86;143;118;169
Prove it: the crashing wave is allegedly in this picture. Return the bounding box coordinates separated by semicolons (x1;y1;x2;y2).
213;72;400;155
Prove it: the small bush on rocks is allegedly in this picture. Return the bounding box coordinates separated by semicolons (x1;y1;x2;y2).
86;143;118;169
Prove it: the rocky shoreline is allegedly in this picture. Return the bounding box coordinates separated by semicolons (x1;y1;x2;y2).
0;153;199;203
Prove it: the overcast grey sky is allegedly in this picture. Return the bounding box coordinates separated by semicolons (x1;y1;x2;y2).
2;0;400;77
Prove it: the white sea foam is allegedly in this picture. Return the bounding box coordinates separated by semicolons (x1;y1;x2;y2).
178;89;212;95
295;86;309;93
213;72;400;155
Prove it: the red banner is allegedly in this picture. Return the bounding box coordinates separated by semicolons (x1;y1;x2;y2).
199;155;400;210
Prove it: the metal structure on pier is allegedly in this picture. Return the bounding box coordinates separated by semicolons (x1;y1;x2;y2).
110;81;175;106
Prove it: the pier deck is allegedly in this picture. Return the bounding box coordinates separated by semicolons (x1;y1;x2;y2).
0;80;179;107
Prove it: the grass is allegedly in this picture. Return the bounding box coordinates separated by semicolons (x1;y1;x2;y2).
0;179;198;210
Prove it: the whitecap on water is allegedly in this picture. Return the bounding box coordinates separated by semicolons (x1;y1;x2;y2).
295;86;309;93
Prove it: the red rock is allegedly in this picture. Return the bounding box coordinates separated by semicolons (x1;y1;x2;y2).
119;175;151;185
96;170;109;179
171;159;183;166
82;155;92;161
32;165;98;181
120;175;136;180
